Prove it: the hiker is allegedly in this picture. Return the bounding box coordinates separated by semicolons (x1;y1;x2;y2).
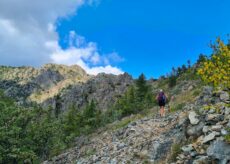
156;89;167;117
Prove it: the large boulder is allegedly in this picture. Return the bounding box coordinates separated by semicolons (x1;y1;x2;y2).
207;140;230;163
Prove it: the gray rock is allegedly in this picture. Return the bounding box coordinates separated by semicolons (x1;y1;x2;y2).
190;151;197;157
193;156;209;164
187;122;205;137
202;126;210;134
205;114;224;122
211;125;223;132
225;107;230;115
181;144;193;153
203;86;213;96
227;121;230;128
188;111;200;125
149;140;173;162
117;143;126;150
221;129;228;136
202;131;220;144
207;140;230;162
188;85;194;91
208;108;216;114
46;72;133;112
220;91;229;102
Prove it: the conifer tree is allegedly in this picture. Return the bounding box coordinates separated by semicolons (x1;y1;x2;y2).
136;73;148;102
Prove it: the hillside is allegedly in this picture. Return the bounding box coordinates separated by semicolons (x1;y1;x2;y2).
43;86;230;163
0;52;229;164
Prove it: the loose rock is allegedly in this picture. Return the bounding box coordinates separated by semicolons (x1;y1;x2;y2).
188;111;200;125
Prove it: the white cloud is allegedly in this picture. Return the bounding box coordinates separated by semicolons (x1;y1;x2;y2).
0;0;123;75
86;65;123;75
48;31;123;75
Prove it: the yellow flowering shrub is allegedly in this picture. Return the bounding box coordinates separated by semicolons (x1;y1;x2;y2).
197;38;230;88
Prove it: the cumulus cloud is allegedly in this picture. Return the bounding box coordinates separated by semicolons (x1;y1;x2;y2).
48;31;123;75
0;0;123;75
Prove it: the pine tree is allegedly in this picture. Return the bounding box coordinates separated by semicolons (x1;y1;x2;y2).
136;73;148;102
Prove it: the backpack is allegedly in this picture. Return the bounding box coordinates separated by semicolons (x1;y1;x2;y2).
158;92;166;103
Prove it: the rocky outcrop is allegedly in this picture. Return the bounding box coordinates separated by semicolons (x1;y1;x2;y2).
43;73;133;111
207;140;230;163
0;64;133;112
0;64;90;102
174;89;230;164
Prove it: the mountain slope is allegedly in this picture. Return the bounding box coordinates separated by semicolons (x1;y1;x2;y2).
43;109;187;164
0;64;133;111
43;86;230;164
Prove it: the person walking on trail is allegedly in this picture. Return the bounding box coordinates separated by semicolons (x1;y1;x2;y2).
156;89;167;117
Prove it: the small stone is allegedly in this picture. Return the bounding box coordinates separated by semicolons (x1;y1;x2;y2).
208;108;215;114
188;111;200;125
188;85;194;91
202;132;219;144
227;121;230;128
190;151;197;157
178;153;185;159
221;129;228;136
193;156;209;164
117;143;126;150
181;144;194;153
216;136;224;141
202;126;210;133
220;91;229;102
199;149;206;155
205;114;223;122
139;150;149;158
225;107;230;115
211;125;222;131
195;135;204;144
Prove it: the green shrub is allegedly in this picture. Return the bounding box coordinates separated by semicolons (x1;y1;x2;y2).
171;103;185;112
224;128;230;143
170;144;182;162
168;75;177;88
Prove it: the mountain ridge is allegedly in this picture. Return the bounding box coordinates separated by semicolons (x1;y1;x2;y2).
0;63;133;111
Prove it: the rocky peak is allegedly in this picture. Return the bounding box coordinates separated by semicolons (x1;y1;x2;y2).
44;71;133;112
42;64;89;79
0;64;133;111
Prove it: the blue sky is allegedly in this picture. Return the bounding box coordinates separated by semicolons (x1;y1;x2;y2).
0;0;229;79
56;0;230;78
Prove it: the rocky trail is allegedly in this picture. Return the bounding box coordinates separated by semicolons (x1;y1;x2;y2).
44;87;230;164
44;110;187;164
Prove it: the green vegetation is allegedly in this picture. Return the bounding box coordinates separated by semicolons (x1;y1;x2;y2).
224;128;230;143
111;114;142;130
1;37;229;163
170;143;182;162
112;73;155;118
0;90;104;163
0;90;65;163
0;73;158;163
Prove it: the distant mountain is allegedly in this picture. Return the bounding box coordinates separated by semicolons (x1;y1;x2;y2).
0;64;133;112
